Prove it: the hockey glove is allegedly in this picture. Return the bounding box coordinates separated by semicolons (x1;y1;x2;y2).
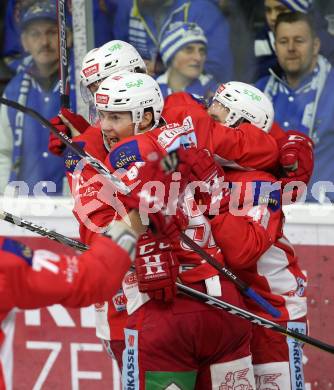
178;148;230;216
116;152;189;237
48;108;90;156
135;234;180;302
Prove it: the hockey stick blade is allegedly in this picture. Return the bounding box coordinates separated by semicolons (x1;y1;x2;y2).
0;210;88;252
0;97;130;194
177;282;334;355
180;232;281;318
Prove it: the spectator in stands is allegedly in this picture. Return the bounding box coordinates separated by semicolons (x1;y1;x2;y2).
112;0;233;81
256;12;334;203
156;22;217;99
254;0;334;81
0;1;75;196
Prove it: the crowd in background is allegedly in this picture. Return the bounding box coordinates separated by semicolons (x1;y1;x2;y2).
0;0;333;202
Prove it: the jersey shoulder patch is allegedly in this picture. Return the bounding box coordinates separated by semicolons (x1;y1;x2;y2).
109;139;143;170
65;141;85;173
252;181;281;211
2;239;33;266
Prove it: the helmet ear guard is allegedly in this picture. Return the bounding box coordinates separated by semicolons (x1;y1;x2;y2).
214;82;274;133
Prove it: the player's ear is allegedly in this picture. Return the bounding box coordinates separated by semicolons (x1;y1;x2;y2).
139;110;153;130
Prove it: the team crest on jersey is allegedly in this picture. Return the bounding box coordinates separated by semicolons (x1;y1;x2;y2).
219;368;254;389
2;239;33;266
109;140;142;169
253;181;281;212
255;373;281;389
64;142;85;173
157;116;197;152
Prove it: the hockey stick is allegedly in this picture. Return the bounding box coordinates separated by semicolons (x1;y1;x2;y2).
2;209;333;354
0;98;279;317
180;232;281;318
177;283;334;355
0;97;130;194
0;210;88;252
57;0;70;108
2;211;332;354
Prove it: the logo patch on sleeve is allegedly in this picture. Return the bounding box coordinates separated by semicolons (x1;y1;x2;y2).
253;181;281;211
2;239;33;266
109;140;142;169
64;141;85;173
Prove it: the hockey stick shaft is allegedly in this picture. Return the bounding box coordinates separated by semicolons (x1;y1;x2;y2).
2;209;333;354
57;0;70;108
0;97;130;194
180;232;281;318
177;283;334;354
0;98;279;317
0;210;88;252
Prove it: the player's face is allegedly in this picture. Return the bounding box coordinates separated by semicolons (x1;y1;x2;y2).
275;21;320;79
207;100;230;124
264;0;291;31
171;43;206;80
21;20;59;69
99;111;135;149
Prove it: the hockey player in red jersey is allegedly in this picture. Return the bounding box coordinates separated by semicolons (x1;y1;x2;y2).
205;82;308;390
0;217;142;312
89;72;256;389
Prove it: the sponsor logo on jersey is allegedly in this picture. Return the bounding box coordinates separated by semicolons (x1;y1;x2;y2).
122;329;139;390
287;321;306;390
109;140;142;169
64;142;85;173
2;238;33;265
95;93;109;105
124;272;137;285
112;290;127;311
94;302;105;311
253;181;281;212
83;63;99;77
157;116;197;151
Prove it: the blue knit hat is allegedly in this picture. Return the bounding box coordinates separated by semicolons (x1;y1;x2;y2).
280;0;313;13
160;22;207;66
21;1;57;30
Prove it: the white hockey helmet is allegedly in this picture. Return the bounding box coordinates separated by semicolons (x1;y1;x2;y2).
213;81;274;132
95;72;164;134
80;40;147;103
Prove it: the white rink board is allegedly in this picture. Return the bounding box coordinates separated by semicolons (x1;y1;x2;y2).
0;197;334;246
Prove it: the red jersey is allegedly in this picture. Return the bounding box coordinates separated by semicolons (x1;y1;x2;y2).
210;169;307;321
0;236;131;312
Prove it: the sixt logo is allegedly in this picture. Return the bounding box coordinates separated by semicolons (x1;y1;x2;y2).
126;79;144;88
83;63;99;77
95;93;109;104
244;89;262;101
108;43;122;52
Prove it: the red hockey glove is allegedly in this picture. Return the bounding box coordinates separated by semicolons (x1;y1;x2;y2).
48;108;90;156
278;130;314;186
116;152;189;236
178;148;230;216
135;234;180;302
